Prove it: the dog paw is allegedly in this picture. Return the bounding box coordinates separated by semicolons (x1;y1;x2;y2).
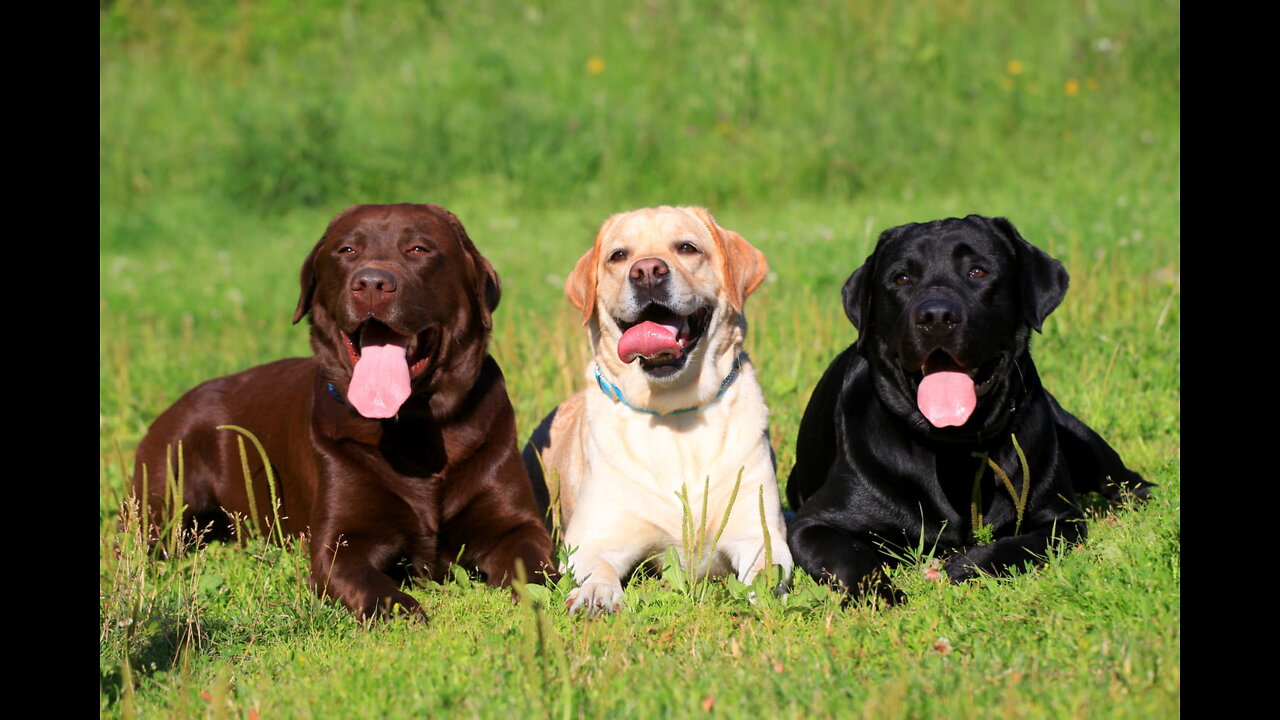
743;581;791;605
565;582;623;616
357;592;428;623
943;554;983;583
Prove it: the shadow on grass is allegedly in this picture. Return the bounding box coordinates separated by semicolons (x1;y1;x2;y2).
101;614;230;707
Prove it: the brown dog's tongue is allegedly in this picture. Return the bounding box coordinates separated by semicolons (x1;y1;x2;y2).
348;325;411;418
917;371;976;428
617;321;682;363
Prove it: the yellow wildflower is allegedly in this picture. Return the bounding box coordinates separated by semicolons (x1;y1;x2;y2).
586;56;605;75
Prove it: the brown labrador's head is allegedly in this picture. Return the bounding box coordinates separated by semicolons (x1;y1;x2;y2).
565;206;767;408
295;203;500;419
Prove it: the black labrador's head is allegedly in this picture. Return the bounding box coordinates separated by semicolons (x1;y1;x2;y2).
842;215;1068;437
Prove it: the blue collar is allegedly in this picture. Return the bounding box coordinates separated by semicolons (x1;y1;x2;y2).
327;381;346;405
593;355;742;416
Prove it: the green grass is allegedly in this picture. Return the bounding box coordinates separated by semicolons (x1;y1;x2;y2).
101;1;1179;717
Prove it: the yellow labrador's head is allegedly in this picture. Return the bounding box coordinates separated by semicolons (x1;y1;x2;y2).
566;207;767;406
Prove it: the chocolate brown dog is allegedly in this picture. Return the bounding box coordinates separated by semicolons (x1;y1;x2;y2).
132;203;554;620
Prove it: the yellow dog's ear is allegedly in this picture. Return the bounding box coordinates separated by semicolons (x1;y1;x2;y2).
682;207;768;313
565;246;598;324
566;214;623;324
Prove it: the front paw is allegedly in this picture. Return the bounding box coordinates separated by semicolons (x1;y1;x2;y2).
357;591;428;623
740;562;792;601
944;548;992;583
565;581;623;616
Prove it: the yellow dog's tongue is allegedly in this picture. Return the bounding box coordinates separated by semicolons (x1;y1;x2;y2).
348;327;411;419
917;371;976;428
617;320;682;363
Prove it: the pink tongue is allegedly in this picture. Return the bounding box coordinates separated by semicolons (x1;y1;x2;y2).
348;328;412;419
617;321;682;363
917;371;977;428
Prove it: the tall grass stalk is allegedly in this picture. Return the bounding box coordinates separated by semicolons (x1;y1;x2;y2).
669;467;744;600
217;424;286;545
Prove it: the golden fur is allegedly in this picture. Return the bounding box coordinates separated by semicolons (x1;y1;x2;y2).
532;206;792;614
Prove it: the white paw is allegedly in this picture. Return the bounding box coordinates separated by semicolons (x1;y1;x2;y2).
565;581;624;616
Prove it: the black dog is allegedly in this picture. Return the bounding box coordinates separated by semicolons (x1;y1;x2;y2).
786;215;1149;597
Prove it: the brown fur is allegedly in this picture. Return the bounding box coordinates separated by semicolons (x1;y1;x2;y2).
132;203;554;620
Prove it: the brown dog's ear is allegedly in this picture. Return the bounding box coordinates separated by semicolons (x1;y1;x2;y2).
293;239;322;324
983;216;1069;333
295;205;368;324
684;207;768;313
565;214;622;324
474;253;502;329
432;204;501;330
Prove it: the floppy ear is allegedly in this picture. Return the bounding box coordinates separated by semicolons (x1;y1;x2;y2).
432;204;501;330
293;239;322;324
295;204;368;324
470;252;502;330
841;224;899;331
721;225;769;312
841;260;872;331
683;207;768;313
565;247;598;324
986;216;1069;333
565;214;621;325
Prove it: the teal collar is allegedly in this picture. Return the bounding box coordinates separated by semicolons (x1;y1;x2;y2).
593;355;742;416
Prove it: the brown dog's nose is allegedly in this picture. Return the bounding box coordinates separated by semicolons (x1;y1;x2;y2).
351;268;397;294
914;297;963;334
629;258;670;289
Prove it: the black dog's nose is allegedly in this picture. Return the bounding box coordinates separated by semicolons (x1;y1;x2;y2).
914;297;963;333
628;258;670;289
351;268;397;294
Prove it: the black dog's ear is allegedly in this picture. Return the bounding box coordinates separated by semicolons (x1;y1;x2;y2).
843;225;899;331
293;239;322;324
841;258;872;330
987;216;1069;333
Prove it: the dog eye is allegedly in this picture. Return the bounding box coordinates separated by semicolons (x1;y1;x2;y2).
676;242;701;255
894;274;912;286
407;245;432;255
968;267;988;279
337;246;357;255
608;250;628;263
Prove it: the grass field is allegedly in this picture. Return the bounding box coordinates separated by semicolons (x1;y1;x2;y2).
100;1;1180;717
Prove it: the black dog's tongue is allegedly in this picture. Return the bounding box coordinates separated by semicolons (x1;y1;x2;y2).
917;371;976;427
348;324;411;418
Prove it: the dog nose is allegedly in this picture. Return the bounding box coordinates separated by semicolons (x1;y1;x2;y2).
351;268;397;294
914;297;963;334
629;258;669;289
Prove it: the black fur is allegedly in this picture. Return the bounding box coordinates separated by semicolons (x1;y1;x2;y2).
786;215;1150;598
